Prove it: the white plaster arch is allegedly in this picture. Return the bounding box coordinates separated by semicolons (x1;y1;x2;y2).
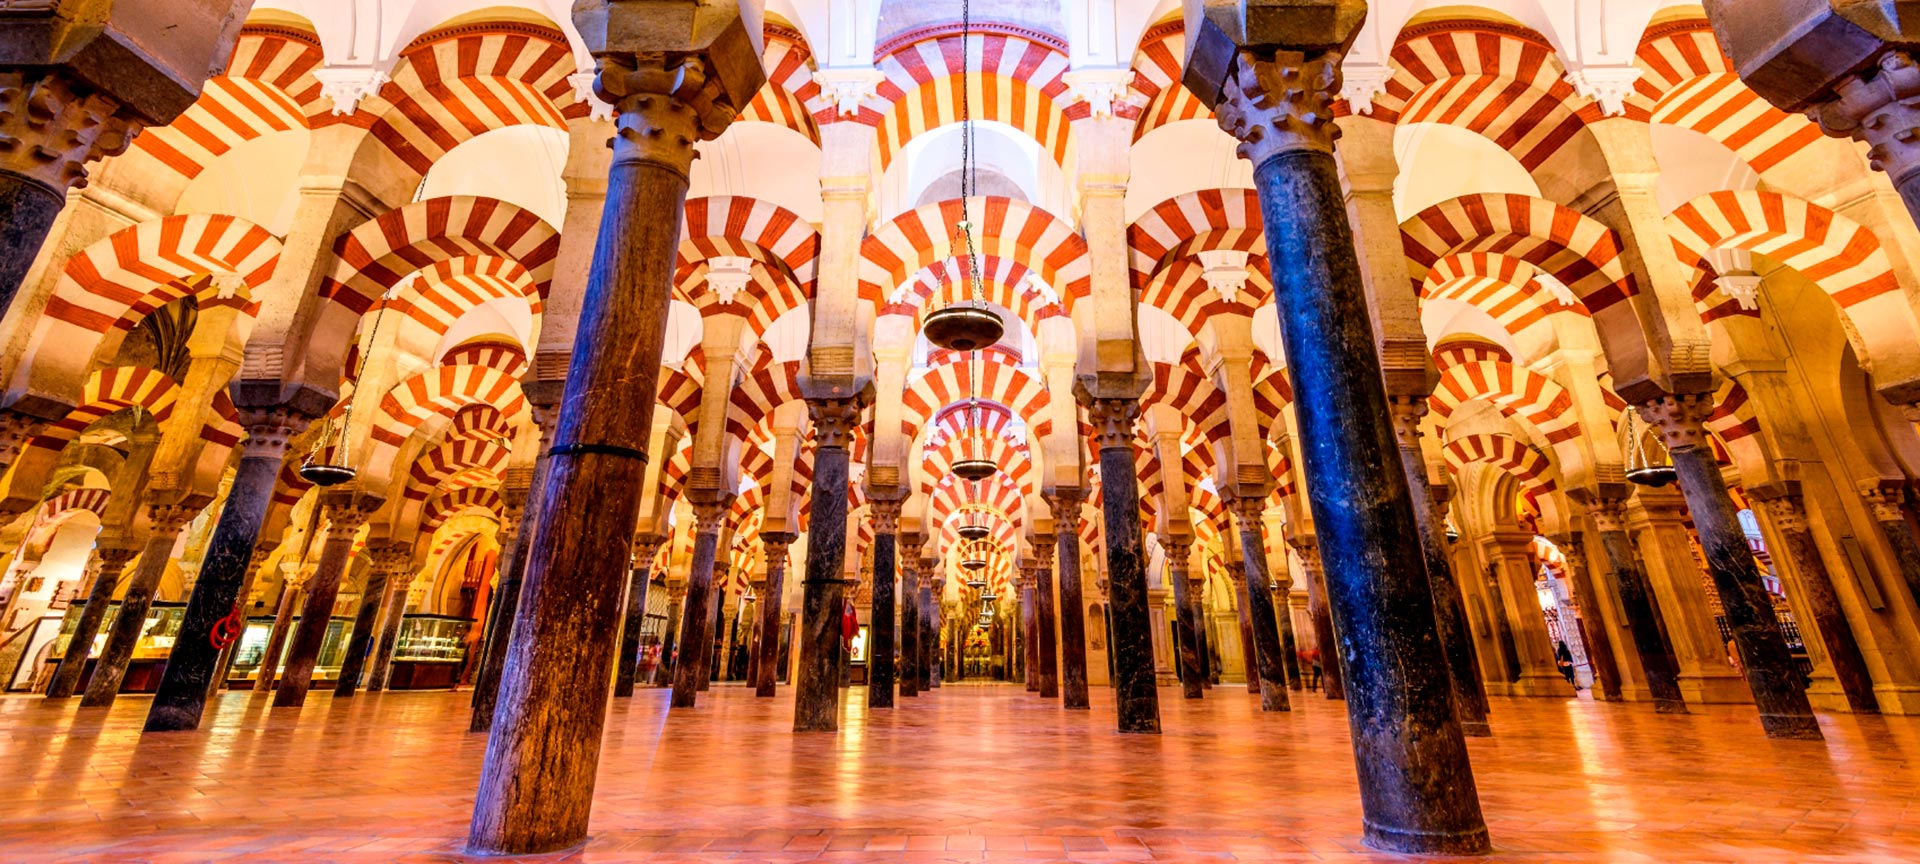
1394;122;1540;223
419;126;571;229
1422;300;1525;361
693;124;825;225
877;121;1071;223
1125;121;1250;224
173;130;309;235
1651;124;1761;216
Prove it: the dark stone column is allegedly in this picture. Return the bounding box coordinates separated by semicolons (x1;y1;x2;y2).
1552;532;1624;702
334;543;408;698
1081;395;1159;733
1754;492;1877;713
365;572;415;692
1230;498;1288;713
1390;398;1489;735
1643;394;1819;739
866;495;903;708
1268;577;1300;690
754;533;794;696
1193;574;1216;688
250;566;304;698
897;534;921;698
1048;491;1090;708
793;389;867;732
1293;542;1344;700
672;498;728;708
922;566;940;690
1030;559;1059;698
653;583;685;688
145;411;302;729
1199;45;1487;850
468;452;545;730
1583;497;1686;711
1481;559;1523;686
1020;572;1037;691
0;69;139;313
614;535;663;698
208;545;279;696
274;493;377;708
1228;561;1259;693
1863;486;1920;612
82;502;201;709
1164;535;1203;699
701;564;726;689
45;547;137;698
466;42;763;854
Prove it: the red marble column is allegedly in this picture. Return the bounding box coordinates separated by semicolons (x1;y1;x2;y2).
754;533;794;697
81;502;201;709
672;498;729;709
1047;491;1090;709
1551;531;1624;703
866;495;903;708
273;493;377;708
334;542;410;698
1082;395;1160;733
614;536;663;698
897;532;921;699
1029;560;1058;699
1164;535;1203;699
365;571;416;692
792;389;868;731
1754;492;1877;713
1229;498;1288;713
1228;560;1259;693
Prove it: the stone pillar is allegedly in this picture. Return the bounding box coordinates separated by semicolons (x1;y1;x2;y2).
207;544;279;696
793;390;867;731
1187;22;1487;848
922;565;940;690
654;582;686;688
866;495;902;708
615;535;664;698
1862;486;1920;611
754;533;794;696
1552;532;1624;702
1164;534;1203;699
334;542;410;698
1229;498;1289;712
466;18;764;850
1641;394;1819;739
672;497;729;708
1389;398;1488;734
1264;560;1299;689
1227;559;1261;693
896;533;921;698
1028;559;1059;698
1583;497;1687;711
1482;531;1572;697
250;562;306;698
366;571;415;692
273;493;376;708
467;427;547;729
1292;541;1344;700
1048;491;1091;709
1081;396;1159;733
81;502;201;708
145;410;302;729
1194;571;1217;689
45;546;138;698
1019;569;1038;691
1754;491;1877;714
0;73;139;310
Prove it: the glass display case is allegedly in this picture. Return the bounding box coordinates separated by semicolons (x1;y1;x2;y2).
387;615;472;690
43;601;187;693
224;615;354;686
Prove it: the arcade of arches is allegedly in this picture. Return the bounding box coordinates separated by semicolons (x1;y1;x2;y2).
0;0;1918;860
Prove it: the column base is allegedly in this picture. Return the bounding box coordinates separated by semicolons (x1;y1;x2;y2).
1362;820;1492;856
1510;673;1575;699
1805;676;1856;713
1461;719;1492;738
1759;712;1823;740
1870;683;1920;715
1678;671;1752;705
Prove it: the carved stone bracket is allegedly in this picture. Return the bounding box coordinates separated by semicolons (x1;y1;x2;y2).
1211;50;1344;163
0;69;140;193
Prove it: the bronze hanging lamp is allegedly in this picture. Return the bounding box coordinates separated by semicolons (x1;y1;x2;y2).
1621;411;1676;488
920;0;1004;354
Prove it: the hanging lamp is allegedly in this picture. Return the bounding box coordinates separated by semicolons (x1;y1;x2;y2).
1621;411;1677;488
921;0;1004;353
300;287;392;487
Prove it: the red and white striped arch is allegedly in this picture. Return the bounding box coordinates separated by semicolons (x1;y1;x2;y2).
1420;251;1587;351
371;364;528;450
133;26;327;179
1403;194;1634;315
439;340;529;379
1443;433;1559;502
1142;360;1231;447
39;214;278;378
861;197;1089;312
1433;338;1512;367
424;485;504;530
1666;191;1908;347
403;438;511;501
675;262;808;338
900;352;1053;443
450;403;514;442
34;487;112;526
740;25;827;143
1128;189;1264;289
680;196;820;288
324;197;559;317
922;432;1036;498
382;255;543;344
655;351;706;436
877;253;1067;336
1371;20;1596;173
725;357;803;446
25;367;178;454
328;23;584;176
1628;20;1821;175
1428;355;1581;445
861;28;1075;171
1126;21;1212;141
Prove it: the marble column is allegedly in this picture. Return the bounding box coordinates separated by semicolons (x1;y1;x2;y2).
1755;492;1877;713
467;39;764;854
274;494;376;708
1082;396;1159;733
1862;486;1920;612
1552;532;1624;702
1029;559;1059;698
1048;491;1091;709
1583;496;1687;711
1642;395;1818;739
1020;570;1038;691
754;533;794;697
1194;574;1217;688
1481;533;1569;696
0;69;139;311
82;502;201;709
1391;398;1488;734
672;498;728;708
897;534;921;698
867;495;903;708
146;411;302;729
250;563;306;698
1164;535;1203;699
207;545;279;697
653;583;686;688
45;547;137;698
366;572;415;692
1198;42;1484;850
1267;575;1299;690
1230;498;1289;712
921;564;940;690
468;443;545;729
615;535;663;698
793;392;867;732
1292;541;1344;700
334;542;409;698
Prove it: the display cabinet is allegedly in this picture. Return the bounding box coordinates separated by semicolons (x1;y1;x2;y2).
223;615;354;688
42;601;187;693
386;614;472;690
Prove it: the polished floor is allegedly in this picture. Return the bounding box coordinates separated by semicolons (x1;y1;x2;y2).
0;681;1913;862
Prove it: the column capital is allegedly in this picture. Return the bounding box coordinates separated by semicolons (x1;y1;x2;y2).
143;501;201;536
690;497;731;535
1208;50;1345;162
1228;494;1268;526
1385;394;1430;450
1045;489;1086;528
1635;392;1716;453
866;492;904;535
368;542;412;576
1860;483;1907;523
97;545;141;570
802;380;872;450
0;69;140;194
1160;533;1193;569
237;408;311;460
632;532;669;567
1032;534;1057;568
1756;494;1810;534
320;492;381;536
1081;397;1140;452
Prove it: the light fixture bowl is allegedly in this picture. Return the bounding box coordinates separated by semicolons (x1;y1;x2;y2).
961;558;987;571
923;301;1004;352
1626;465;1677;488
952;457;998;483
298;462;358;487
957;524;991;541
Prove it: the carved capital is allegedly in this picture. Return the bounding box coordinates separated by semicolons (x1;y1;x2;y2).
632;532;668;568
321;494;380;536
1635;393;1716;453
805;393;868;450
368;542;412;576
0;69;140;193
1759;495;1810;535
812;67;885;118
1584;497;1630;534
0;410;42;468
1385;394;1430;450
238;408;307;461
1032;534;1057;568
868;495;903;535
144;502;201;536
1228;494;1268;527
1812;51;1920;186
1083;397;1140;452
691;497;731;535
98;546;141;571
1211;50;1343;163
1861;485;1907;524
594;55;739;175
1160;534;1192;572
1046;489;1084;530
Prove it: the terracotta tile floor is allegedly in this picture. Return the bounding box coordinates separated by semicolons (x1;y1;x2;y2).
0;683;1915;862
